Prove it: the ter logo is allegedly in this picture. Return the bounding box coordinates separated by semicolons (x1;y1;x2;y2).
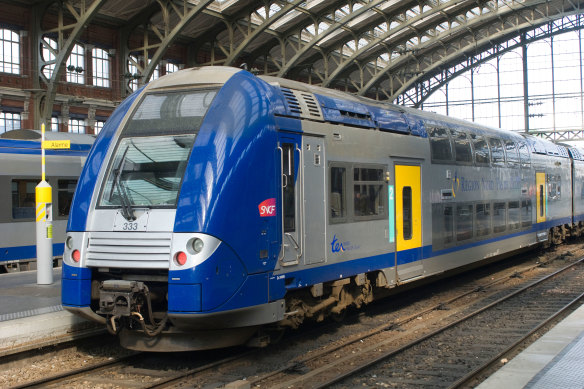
259;198;276;217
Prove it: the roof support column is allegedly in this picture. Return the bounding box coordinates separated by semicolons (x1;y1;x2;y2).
522;33;530;133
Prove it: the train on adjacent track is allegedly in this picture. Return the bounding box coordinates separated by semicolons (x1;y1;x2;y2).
61;66;584;351
0;130;93;272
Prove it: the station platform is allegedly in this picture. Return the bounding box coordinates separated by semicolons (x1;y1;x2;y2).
477;302;584;389
0;268;101;357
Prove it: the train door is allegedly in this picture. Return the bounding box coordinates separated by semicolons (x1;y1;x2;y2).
395;164;423;281
302;136;326;265
279;137;302;266
536;172;546;223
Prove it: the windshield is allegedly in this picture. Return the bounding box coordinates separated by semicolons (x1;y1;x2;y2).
99;135;195;207
98;88;218;208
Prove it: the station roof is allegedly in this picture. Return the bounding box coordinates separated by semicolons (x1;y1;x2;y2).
20;0;584;101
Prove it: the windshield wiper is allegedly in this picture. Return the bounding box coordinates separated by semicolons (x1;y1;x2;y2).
111;145;136;221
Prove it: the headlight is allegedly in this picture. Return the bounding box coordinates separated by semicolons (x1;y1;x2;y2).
192;238;204;253
66;236;74;250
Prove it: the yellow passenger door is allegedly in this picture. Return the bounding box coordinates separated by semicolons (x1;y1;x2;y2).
395;164;422;280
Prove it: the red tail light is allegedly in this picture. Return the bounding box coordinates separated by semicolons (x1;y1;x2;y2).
72;250;81;262
175;251;187;266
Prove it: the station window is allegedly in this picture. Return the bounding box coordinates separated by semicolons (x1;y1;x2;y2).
456;204;473;241
92;47;110;88
330;166;347;221
1;28;20;74
127;55;139;92
68;118;86;134
0;112;21;134
429;127;453;162
471;134;490;166
66;43;85;84
451;130;472;164
166;62;179;74
58;180;77;217
493;202;507;233
475;203;491;236
521;199;532;227
353;167;385;219
508;201;520;230
41;37;57;79
95;120;105;134
489;138;505;167
11;180;37;219
50;117;60;132
505;141;520;168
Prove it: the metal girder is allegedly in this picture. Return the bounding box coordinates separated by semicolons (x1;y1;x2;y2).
37;0;106;126
357;0;580;98
275;0;389;77
317;0;483;87
222;0;305;66
124;0;215;88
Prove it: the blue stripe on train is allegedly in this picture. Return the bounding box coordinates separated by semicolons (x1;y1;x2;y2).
0;243;65;262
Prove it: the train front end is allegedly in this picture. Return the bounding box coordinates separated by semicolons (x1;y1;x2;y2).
61;67;286;351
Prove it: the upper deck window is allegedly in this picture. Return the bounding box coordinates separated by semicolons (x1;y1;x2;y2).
451;130;472;164
489;138;505;167
124;89;218;136
471;134;490;166
429;127;453;162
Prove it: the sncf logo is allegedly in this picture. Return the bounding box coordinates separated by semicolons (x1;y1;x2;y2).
259;198;277;217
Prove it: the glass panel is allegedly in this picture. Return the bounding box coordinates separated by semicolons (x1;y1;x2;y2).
493;202;506;233
451;130;472;163
403;186;412;240
354;167;385;218
456;204;473;241
476;203;491;236
12;179;37;219
283;143;296;233
429;127;453;162
99;136;195;208
505;141;520;168
330;167;346;220
539;185;545;217
508;201;520;229
489;138;505;166
125;89;218;136
518;142;531;168
521;199;532;227
58;180;77;216
472;135;490;166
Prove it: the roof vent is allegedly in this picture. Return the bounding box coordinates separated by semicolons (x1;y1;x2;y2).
281;88;323;121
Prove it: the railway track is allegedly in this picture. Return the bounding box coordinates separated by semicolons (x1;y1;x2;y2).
253;257;584;388
3;247;583;388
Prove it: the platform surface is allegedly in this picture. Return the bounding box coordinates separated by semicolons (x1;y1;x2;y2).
0;268;100;357
477;303;584;389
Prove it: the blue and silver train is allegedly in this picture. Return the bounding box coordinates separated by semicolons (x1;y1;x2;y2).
61;67;584;351
0;130;93;272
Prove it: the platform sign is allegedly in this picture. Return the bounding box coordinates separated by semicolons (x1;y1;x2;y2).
42;140;71;149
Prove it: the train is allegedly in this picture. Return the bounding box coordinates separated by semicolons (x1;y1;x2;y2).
61;66;584;351
0;130;93;272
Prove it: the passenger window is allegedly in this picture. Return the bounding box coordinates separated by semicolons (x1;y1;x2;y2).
548;174;561;200
489;138;505;166
403;187;412;240
471;134;490;166
539;185;545;217
451;130;472;164
282;143;296;233
58;180;78;217
493;202;506;233
353;167;385;219
518;142;531;168
330;166;346;221
456;204;473;241
475;203;491;236
521;199;532;227
432;203;454;249
429;127;453;162
505;141;520;168
11;179;38;219
508;201;520;230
